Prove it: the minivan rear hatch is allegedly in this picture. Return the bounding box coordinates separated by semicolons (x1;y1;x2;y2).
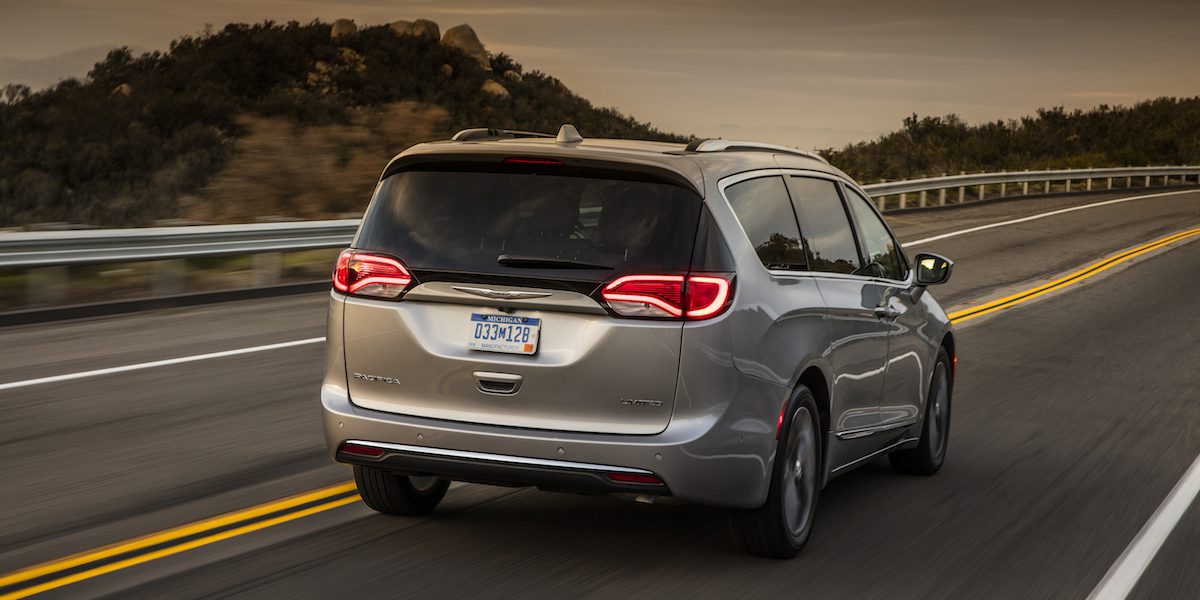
341;157;702;435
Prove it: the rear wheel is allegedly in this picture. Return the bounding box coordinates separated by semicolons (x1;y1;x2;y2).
354;466;449;515
890;347;952;475
730;386;821;558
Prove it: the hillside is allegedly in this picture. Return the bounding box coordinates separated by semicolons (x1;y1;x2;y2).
0;19;685;227
823;97;1200;183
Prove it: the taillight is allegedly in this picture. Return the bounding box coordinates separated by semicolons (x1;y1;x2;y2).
685;276;732;319
332;249;413;299
601;273;733;320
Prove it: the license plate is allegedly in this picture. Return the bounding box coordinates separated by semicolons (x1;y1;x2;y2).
467;313;541;355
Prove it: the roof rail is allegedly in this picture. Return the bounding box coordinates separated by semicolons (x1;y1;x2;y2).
685;139;829;164
451;128;555;142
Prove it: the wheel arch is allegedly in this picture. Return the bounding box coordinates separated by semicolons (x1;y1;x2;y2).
795;365;831;487
941;330;957;378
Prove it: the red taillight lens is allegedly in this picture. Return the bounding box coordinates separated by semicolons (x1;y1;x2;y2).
686;276;732;319
600;273;733;320
602;275;685;318
332;250;413;299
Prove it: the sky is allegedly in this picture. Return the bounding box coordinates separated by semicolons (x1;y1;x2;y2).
1;0;1198;149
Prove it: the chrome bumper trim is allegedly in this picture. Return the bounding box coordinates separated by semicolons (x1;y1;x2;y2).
344;440;656;475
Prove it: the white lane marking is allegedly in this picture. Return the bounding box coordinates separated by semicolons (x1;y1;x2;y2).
1086;453;1200;600
0;337;326;392
904;189;1199;248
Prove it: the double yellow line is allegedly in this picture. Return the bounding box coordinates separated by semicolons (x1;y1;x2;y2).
0;483;358;600
2;226;1198;599
947;227;1200;324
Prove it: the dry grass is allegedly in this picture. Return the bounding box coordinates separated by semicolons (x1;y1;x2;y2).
182;101;450;223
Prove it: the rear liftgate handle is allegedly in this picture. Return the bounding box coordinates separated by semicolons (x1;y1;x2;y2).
473;371;524;395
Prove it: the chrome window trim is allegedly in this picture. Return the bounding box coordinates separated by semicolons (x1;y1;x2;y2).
717;169;915;287
344;440;656;475
834;418;920;440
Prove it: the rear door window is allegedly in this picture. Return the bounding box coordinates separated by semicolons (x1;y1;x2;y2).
785;176;861;275
355;168;702;283
723;176;807;270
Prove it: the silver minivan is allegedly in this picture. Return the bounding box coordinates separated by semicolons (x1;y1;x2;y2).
322;125;956;558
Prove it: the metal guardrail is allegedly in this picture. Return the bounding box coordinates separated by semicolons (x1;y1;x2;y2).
861;166;1200;210
0;219;359;269
1;166;1197;270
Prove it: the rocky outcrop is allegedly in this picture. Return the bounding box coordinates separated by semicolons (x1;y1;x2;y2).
390;18;440;40
480;80;509;99
442;24;489;68
331;19;357;39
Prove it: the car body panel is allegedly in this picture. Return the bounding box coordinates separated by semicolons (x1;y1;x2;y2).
322;135;955;509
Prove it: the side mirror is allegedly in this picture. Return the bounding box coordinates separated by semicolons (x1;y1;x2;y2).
914;253;953;286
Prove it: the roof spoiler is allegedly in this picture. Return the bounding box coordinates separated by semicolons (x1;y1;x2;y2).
685;139;829;164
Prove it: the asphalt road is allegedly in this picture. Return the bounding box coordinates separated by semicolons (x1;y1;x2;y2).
1;188;1198;599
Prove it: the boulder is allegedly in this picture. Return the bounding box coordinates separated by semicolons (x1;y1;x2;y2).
391;19;440;40
111;83;133;97
412;19;441;40
440;63;454;77
480;80;510;99
442;24;489;68
389;20;413;35
502;70;522;82
330;19;357;40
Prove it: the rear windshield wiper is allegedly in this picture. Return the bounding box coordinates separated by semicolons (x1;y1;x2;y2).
497;254;613;270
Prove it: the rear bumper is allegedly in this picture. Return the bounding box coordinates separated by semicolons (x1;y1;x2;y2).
336;440;671;496
321;381;782;509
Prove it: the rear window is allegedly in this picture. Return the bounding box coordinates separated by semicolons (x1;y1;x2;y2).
355;168;702;282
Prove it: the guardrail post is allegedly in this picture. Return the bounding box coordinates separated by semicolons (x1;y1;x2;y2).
1000;182;1007;197
938;188;946;206
977;184;985;201
1163;175;1169;187
254;252;283;287
1045;180;1051;194
899;193;908;209
1086;178;1093;191
1107;177;1112;190
919;190;927;207
876;196;886;211
1144;175;1151;187
28;266;67;306
153;259;186;297
1126;176;1132;188
1022;181;1029;195
1064;179;1071;193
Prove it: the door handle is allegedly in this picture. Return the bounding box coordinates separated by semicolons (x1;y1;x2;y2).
873;306;900;320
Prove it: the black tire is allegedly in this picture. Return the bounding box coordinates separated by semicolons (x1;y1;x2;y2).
353;466;449;516
890;347;952;475
730;386;822;559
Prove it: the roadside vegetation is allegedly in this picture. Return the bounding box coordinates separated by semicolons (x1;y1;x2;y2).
0;20;682;227
823;98;1200;183
1;18;1196;227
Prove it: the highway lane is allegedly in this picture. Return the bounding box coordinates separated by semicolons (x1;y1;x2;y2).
1;187;1198;598
59;224;1200;599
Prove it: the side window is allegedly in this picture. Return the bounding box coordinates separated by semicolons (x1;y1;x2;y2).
785;177;861;274
723;176;807;270
844;187;907;280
